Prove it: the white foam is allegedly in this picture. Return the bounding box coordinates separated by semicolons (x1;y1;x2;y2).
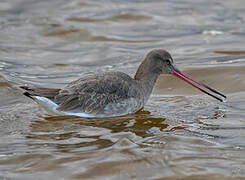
202;30;224;35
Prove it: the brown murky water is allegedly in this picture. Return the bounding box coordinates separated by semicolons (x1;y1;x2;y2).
1;0;245;179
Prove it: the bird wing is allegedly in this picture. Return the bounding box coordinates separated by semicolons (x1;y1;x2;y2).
55;72;141;114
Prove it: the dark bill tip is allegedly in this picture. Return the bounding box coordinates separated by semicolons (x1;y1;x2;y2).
172;67;226;102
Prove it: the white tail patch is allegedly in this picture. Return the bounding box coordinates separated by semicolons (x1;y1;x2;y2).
32;96;95;118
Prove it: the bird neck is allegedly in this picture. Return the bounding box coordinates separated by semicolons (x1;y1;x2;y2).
134;60;159;103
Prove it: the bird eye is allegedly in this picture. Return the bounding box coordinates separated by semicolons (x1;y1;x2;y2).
166;59;171;65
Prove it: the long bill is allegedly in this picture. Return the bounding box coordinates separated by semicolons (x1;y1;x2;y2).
172;66;226;102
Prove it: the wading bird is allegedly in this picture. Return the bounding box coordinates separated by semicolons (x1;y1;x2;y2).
21;49;226;118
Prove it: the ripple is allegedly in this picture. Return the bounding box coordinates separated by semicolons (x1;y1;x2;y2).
214;50;245;55
43;28;157;43
67;13;152;23
43;28;88;37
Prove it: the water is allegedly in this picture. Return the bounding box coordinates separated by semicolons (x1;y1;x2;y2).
0;0;245;179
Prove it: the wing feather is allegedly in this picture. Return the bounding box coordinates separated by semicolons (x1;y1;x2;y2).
55;72;141;114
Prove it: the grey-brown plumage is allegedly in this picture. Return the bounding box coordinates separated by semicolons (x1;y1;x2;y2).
21;49;175;117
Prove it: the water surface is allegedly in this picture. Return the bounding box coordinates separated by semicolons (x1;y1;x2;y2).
1;0;245;179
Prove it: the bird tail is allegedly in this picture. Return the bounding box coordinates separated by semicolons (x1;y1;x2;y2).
20;86;63;115
20;86;60;101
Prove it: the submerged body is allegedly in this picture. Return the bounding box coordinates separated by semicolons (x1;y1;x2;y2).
21;49;226;118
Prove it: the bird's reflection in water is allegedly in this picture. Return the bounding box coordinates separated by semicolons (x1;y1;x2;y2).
41;110;168;135
25;110;169;152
